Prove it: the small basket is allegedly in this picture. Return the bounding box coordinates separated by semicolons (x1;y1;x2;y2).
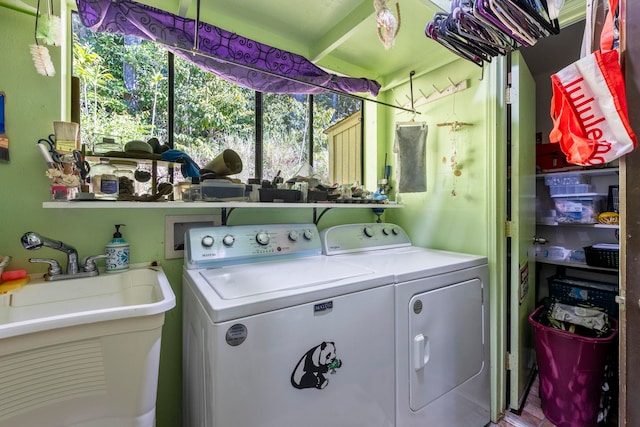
548;275;619;317
584;246;619;269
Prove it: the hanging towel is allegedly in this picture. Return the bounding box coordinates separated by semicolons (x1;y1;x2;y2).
394;122;428;193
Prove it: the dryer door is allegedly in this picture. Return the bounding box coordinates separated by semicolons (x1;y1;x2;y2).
408;278;484;411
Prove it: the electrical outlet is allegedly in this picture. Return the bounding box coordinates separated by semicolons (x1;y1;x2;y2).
165;214;221;259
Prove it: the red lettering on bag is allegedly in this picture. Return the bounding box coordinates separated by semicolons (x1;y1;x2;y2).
562;77;608;147
550;49;637;166
564;77;584;91
594;141;612;153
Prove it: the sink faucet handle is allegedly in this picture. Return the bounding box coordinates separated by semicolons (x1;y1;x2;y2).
82;254;108;272
29;258;62;275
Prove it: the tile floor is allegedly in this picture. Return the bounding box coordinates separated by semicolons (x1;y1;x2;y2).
491;374;557;427
490;373;617;427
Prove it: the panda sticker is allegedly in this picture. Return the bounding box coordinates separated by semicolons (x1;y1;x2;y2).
291;342;342;389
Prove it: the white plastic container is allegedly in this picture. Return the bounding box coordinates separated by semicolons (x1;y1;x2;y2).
543;246;570;260
201;179;246;201
552;194;606;224
544;173;590;186
548;184;594;195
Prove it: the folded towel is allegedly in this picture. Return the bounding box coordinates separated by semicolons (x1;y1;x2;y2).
160;149;201;178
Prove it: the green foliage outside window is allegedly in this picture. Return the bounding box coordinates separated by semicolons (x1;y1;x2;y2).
72;13;360;186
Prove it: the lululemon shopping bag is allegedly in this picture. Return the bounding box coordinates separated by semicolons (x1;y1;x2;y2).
549;48;637;166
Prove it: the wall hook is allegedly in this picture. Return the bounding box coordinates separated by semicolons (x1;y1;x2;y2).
409;70;416;111
396;78;469;114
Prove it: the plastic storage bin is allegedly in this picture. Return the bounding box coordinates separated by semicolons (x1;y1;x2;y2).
258;188;302;202
547;275;619;317
552;195;605;224
201;180;246;201
544;173;590;186
542;245;570;260
529;305;618;427
548;184;593;195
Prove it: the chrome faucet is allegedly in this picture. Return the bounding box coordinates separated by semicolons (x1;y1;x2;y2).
21;232;107;281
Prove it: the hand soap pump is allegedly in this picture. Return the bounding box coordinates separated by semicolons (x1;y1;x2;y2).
105;224;129;272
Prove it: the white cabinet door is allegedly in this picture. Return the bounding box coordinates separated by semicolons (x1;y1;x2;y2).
508;51;538;411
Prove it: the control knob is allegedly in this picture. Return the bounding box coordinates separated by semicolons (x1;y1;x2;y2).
222;234;235;247
288;230;299;241
363;226;374;237
201;235;214;248
256;231;270;246
303;229;314;240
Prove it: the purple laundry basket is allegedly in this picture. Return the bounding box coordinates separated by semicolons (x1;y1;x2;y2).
529;305;618;427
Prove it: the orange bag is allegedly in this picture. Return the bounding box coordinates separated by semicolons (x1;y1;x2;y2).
549;48;637;166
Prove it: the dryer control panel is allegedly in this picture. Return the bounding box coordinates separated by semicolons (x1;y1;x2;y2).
321;223;412;255
185;223;321;268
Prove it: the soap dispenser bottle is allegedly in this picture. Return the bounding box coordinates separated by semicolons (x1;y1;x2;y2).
105;224;129;272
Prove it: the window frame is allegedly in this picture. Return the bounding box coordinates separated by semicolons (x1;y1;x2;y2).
72;16;363;183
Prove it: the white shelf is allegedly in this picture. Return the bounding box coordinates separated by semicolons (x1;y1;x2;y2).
536;167;619;179
549;192;607;198
537;223;619;229
43;201;403;209
536;258;618;273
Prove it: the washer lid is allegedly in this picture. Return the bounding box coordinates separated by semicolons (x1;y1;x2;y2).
328;247;487;282
200;257;376;300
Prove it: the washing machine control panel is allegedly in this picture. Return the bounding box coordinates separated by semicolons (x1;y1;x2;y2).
320;223;412;255
185;223;321;268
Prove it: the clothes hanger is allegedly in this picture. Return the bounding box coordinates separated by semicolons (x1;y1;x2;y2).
489;0;538;46
426;17;487;66
425;0;560;67
494;0;552;40
446;2;510;57
512;0;560;35
456;4;512;54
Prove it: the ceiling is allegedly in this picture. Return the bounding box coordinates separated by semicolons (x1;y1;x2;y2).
3;0;587;90
147;0;587;90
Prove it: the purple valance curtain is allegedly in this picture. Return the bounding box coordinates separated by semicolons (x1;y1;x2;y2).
75;0;381;96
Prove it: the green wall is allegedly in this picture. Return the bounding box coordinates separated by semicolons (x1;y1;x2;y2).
0;6;376;426
378;63;491;254
377;61;507;420
0;3;508;425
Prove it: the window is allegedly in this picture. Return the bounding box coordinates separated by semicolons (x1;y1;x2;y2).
72;13;362;186
173;56;256;183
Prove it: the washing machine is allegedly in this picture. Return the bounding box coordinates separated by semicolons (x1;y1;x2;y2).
321;223;490;427
182;223;397;427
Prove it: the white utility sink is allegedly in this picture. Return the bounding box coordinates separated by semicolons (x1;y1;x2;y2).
0;265;175;338
0;265;176;427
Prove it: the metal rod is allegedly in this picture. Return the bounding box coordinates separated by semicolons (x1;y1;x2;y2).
193;0;200;51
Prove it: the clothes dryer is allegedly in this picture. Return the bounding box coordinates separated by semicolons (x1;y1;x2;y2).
321;223;490;427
